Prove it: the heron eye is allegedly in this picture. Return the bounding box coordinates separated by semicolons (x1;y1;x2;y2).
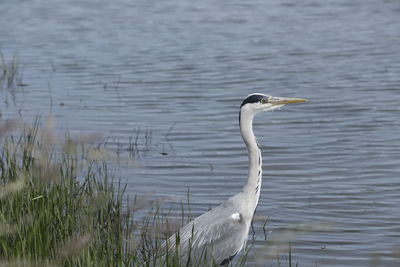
260;98;269;104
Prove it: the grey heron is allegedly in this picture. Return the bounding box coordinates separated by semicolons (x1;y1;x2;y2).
164;93;307;265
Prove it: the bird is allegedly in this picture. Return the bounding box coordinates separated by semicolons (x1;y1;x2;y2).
163;93;307;266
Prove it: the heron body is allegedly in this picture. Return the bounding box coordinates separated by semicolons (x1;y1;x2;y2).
165;93;307;265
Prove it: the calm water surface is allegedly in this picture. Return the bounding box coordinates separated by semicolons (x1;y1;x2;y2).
1;0;400;266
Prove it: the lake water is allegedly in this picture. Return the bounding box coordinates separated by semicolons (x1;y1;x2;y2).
1;0;400;266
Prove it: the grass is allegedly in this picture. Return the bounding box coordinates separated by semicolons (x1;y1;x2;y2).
0;117;301;266
0;119;259;266
0;51;24;89
0;120;134;266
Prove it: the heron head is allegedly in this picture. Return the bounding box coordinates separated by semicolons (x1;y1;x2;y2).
240;93;307;114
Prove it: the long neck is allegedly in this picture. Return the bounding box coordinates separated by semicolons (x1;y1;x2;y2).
240;109;262;209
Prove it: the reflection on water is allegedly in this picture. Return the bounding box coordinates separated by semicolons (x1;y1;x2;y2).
1;0;400;266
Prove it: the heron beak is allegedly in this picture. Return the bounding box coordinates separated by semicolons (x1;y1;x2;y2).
270;97;308;105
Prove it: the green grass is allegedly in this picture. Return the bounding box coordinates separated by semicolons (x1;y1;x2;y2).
0;119;300;266
0;121;135;266
0;120;256;266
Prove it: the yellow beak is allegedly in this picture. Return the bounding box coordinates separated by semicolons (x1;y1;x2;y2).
270;97;308;105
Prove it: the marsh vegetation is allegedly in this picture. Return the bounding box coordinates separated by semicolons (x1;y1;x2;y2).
0;119;302;266
0;120;236;266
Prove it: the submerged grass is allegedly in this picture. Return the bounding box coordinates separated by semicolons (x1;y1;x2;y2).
0;51;24;89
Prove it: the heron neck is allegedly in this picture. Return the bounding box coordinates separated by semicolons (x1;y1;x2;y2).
240;109;262;209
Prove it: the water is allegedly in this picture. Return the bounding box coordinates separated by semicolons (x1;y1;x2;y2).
1;0;400;265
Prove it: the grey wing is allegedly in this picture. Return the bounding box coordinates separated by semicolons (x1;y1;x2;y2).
167;201;249;264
